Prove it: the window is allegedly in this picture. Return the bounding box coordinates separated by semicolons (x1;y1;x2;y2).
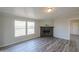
15;20;26;37
27;21;35;35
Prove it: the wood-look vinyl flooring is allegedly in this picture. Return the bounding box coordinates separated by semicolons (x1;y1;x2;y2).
0;37;77;52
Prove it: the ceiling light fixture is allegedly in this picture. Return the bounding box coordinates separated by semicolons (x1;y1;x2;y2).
48;8;52;12
48;8;55;12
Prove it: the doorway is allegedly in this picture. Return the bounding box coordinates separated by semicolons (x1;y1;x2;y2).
70;20;79;51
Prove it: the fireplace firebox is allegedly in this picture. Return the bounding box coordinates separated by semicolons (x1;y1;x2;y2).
40;27;53;37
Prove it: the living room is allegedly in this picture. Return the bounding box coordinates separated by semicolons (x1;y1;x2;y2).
0;7;79;52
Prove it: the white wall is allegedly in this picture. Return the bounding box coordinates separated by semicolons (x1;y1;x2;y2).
0;15;3;46
39;20;54;26
54;18;70;40
0;13;40;47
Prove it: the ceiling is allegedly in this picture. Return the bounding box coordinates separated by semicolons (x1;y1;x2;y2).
0;7;79;20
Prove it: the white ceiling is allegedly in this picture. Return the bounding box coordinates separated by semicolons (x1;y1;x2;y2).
0;7;79;20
